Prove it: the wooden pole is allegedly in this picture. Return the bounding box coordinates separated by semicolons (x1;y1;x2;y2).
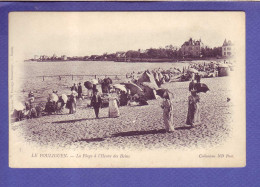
43;76;44;81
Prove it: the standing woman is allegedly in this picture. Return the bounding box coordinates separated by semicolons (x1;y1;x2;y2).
108;90;120;118
186;88;201;126
161;91;175;132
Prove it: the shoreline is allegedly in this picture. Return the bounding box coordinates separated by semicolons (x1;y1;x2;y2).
24;57;228;64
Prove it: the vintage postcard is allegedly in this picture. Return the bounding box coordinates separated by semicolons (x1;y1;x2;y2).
9;12;245;168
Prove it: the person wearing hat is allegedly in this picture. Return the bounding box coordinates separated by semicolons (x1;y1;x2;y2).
186;87;201;126
71;83;78;93
108;89;120;118
27;91;35;109
161;90;175;132
91;89;102;118
68;92;77;114
195;73;201;83
78;82;83;99
189;79;196;92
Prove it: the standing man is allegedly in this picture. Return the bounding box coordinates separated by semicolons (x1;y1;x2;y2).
91;89;102;118
189;79;196;92
195;73;201;83
71;83;78;93
78;82;83;99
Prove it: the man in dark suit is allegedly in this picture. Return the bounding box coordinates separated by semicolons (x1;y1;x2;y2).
195;73;201;83
91;89;102;118
189;79;196;92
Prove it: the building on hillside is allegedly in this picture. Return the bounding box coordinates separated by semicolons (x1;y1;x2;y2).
181;38;204;57
222;39;233;57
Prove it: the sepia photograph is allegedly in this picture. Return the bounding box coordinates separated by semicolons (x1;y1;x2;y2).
8;12;245;168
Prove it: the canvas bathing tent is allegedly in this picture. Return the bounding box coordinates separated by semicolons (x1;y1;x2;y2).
137;71;159;100
218;64;230;77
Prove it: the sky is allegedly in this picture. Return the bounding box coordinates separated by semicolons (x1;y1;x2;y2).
9;12;245;60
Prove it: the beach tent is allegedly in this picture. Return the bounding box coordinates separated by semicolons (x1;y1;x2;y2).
113;84;127;92
138;82;158;100
218;64;230;77
142;82;158;90
49;93;59;102
164;74;170;82
121;82;143;95
138;71;156;84
158;72;163;80
153;71;160;83
137;71;160;99
138;71;150;82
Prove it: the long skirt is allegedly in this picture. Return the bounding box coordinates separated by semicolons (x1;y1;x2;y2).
186;103;201;125
163;109;175;132
69;102;76;114
109;99;120;118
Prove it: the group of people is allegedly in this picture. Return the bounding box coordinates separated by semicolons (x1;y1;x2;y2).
160;72;202;133
14;68;203;134
71;83;83;99
70;81;121;119
90;88;120;118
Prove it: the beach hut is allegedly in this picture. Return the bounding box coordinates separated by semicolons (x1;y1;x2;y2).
218;64;230;77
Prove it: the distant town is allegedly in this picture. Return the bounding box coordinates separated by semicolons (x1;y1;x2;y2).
25;38;234;62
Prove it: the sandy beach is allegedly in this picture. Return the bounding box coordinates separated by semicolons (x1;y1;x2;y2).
10;75;233;151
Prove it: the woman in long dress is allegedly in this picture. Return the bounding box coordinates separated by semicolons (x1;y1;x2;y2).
186;88;201;126
108;91;120;118
161;91;174;132
68;93;77;114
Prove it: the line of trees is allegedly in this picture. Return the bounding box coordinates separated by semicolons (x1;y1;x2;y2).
91;46;222;61
29;45;223;62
